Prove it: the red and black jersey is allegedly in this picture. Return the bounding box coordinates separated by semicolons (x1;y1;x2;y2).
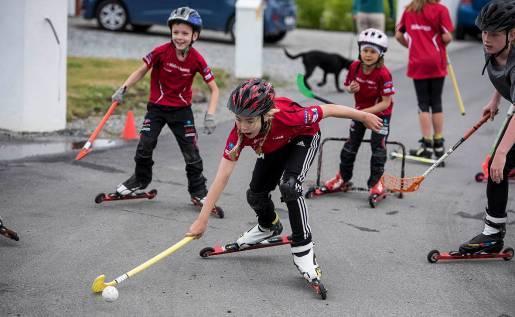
143;43;214;107
345;60;395;117
223;97;324;161
397;3;454;79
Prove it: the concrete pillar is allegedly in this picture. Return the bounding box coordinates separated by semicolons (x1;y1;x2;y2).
235;0;264;78
0;0;67;132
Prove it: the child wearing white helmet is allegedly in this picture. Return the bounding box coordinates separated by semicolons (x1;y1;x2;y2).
324;28;395;198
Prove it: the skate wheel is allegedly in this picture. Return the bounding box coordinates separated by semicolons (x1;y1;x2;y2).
10;232;19;241
503;247;514;261
475;172;485;183
148;189;158;199
199;247;215;258
318;283;327;300
368;195;377;208
427;250;440;263
94;193;106;204
304;187;315;199
214;207;225;219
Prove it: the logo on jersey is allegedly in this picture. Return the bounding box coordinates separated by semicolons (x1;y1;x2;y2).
304;108;319;124
143;52;153;65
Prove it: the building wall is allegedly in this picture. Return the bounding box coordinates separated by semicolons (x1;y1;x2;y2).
0;0;67;132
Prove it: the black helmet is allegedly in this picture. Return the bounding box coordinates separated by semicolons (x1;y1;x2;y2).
227;79;275;117
475;0;515;32
167;7;202;32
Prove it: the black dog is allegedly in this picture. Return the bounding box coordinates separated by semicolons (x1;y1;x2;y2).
284;49;352;92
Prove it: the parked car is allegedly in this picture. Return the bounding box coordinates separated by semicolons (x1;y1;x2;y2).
82;0;296;43
455;0;490;40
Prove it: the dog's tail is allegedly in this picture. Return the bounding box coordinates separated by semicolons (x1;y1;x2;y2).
283;48;303;60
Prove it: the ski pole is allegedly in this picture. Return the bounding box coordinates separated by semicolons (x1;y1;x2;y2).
447;54;466;116
75;101;119;161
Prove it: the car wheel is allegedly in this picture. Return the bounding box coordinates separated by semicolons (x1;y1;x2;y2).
455;25;466;40
132;24;152;33
264;31;287;43
96;0;128;31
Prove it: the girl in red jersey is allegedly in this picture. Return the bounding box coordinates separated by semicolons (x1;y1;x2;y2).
186;79;382;287
111;7;220;207
395;0;454;159
324;28;394;198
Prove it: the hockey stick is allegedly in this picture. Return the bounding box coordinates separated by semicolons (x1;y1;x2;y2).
382;113;492;192
447;54;466;116
91;236;194;293
296;74;333;104
75;101;119;161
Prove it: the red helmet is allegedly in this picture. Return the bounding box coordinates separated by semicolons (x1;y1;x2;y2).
227;79;275;117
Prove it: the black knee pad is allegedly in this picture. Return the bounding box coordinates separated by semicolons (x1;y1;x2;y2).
279;176;301;202
246;189;273;211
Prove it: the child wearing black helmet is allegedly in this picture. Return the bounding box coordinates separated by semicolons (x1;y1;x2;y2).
459;0;515;254
111;7;220;210
187;79;382;292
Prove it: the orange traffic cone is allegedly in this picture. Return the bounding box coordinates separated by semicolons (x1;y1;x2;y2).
121;111;139;140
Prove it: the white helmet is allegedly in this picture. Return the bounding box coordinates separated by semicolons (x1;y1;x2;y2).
358;28;388;55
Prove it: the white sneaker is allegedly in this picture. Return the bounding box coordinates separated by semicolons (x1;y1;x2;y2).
292;242;321;282
236;216;282;248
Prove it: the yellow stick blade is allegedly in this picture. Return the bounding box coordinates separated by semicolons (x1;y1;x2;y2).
91;274;107;293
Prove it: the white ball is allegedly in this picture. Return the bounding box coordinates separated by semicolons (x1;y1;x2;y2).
102;286;119;302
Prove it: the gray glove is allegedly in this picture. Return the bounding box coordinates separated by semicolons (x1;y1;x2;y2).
203;113;216;135
112;86;127;103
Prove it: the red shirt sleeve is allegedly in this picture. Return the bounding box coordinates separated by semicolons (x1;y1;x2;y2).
222;126;242;161
276;104;324;127
439;6;454;33
194;51;215;83
142;44;165;69
380;69;395;97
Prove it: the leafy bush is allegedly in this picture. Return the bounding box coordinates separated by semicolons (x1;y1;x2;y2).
296;0;396;32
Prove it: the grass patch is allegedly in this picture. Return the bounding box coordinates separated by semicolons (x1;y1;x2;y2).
67;56;231;121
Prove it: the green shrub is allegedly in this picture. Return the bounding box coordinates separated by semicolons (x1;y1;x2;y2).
296;0;396;32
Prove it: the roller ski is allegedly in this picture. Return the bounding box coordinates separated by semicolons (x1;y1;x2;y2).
95;174;157;204
474;154;515;183
306;173;396;208
292;242;327;300
428;220;513;263
191;196;225;218
427;248;514;263
304;173;358;198
390;150;444;167
0;217;19;241
200;219;286;257
368;180;387;208
199;234;291;257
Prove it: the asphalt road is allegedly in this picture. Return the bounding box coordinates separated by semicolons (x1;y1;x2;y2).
1;40;514;316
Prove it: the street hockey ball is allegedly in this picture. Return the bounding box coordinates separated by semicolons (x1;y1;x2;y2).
102;286;119;302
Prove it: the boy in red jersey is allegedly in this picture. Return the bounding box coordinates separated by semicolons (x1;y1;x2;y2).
112;7;220;207
324;28;394;197
395;0;453;159
187;79;382;288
